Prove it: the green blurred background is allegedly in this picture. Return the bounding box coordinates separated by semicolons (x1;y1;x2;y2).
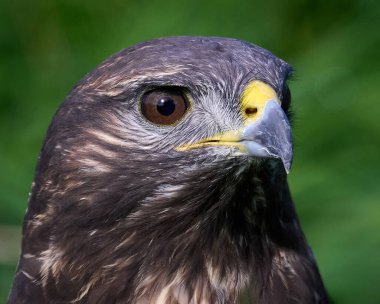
1;0;379;302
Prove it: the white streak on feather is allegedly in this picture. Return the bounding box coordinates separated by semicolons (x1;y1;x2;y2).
39;244;64;286
87;129;128;147
20;270;35;280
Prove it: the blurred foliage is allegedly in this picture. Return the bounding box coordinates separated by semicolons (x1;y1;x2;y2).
0;0;379;302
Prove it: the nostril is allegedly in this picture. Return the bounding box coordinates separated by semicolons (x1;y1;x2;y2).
245;107;258;117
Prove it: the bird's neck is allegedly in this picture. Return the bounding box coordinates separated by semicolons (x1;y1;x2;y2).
128;161;301;303
14;159;315;303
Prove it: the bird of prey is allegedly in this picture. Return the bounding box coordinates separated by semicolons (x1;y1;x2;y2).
8;36;329;304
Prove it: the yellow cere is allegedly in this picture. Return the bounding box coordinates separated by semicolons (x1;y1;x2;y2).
176;80;280;152
241;80;281;124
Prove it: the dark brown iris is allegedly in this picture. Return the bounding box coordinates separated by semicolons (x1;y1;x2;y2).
141;88;189;125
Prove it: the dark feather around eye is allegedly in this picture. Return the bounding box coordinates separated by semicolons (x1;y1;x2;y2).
281;85;291;112
281;84;294;124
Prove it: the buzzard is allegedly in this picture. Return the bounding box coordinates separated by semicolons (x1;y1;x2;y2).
8;36;329;303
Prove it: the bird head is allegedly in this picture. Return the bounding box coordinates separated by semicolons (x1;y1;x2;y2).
52;36;293;180
22;37;298;302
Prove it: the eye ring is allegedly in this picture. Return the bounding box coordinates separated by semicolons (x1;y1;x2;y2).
140;88;190;126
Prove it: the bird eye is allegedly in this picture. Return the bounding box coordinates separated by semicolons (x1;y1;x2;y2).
140;88;189;125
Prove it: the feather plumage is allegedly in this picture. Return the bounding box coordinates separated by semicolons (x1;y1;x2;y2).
8;36;328;304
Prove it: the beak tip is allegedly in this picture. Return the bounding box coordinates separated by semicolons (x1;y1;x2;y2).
284;159;292;174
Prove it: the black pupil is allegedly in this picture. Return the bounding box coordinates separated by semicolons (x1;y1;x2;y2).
157;97;176;116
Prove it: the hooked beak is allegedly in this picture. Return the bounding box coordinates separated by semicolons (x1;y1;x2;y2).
176;81;293;174
240;100;293;173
